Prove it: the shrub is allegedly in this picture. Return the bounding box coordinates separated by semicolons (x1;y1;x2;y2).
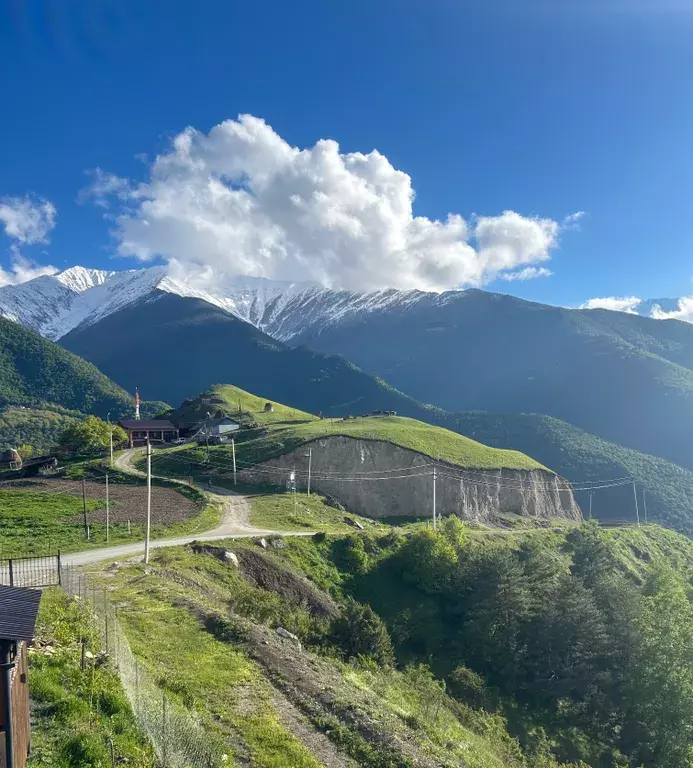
330;599;395;666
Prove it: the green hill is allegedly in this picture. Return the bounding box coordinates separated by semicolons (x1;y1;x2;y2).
1;316;137;415
0;317;167;450
159;384;546;475
0;405;82;453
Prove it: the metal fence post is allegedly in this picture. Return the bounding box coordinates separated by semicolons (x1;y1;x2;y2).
57;551;62;586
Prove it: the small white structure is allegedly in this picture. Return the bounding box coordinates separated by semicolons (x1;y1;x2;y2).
205;417;241;437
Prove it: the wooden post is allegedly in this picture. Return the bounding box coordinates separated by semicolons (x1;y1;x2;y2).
82;478;90;540
105;473;110;544
232;438;237;486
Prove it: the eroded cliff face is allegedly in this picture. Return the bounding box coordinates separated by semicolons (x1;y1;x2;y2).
235;435;582;522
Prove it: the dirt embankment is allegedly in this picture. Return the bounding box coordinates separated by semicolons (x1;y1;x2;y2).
192;543;339;619
236;436;582;523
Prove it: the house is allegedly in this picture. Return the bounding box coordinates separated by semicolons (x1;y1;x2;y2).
0;585;41;768
117;420;179;448
198;418;241;444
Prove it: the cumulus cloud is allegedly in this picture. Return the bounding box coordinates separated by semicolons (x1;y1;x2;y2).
650;297;693;323
0;195;58;286
580;296;643;314
0;195;56;245
84;114;579;292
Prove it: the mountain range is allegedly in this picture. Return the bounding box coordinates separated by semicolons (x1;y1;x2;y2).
4;265;693;532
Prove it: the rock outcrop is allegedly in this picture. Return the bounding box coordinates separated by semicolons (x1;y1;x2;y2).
235;435;581;523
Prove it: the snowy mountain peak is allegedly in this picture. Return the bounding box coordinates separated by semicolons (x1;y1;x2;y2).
54;266;115;293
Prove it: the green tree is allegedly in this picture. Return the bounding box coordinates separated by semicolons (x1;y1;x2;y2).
17;443;34;460
396;528;458;594
620;567;693;767
330;599;395;666
59;416;127;455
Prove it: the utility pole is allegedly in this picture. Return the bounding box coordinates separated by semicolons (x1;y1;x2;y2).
232;437;237;486
432;465;437;531
307;447;312;496
632;482;640;528
144;442;152;563
642;488;648;524
589;491;593;520
82;478;90;540
105;473;110;543
107;411;113;468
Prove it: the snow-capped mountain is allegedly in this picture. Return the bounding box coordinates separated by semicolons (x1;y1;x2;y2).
0;264;456;341
1;264;689;344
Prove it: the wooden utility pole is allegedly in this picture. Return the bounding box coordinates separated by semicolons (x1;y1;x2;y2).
105;473;110;543
432;465;437;531
82;478;90;540
232;438;237;486
642;488;648;524
144;443;152;563
632;482;640;528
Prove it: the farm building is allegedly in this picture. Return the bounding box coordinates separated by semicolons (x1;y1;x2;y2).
0;585;41;768
204;418;241;437
117;420;179;447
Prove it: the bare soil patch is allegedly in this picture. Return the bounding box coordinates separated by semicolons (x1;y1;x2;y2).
0;477;198;525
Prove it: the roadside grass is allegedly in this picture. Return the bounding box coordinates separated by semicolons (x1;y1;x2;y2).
97;554;325;768
27;589;155;768
247;488;383;533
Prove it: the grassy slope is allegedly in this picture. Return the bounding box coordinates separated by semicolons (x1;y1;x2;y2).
28;589;155;768
238;416;546;471
0;316;135;416
89;542;563;768
161;384;545;473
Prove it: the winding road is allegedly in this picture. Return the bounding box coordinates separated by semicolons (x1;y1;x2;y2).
3;449;314;581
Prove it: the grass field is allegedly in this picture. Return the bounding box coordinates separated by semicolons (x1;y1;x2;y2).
28;589;156;768
0;475;218;556
246;487;383;533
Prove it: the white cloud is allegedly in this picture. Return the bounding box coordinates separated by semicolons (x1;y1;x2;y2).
0;255;58;288
650;297;693;323
85;114;579;293
0;195;56;245
0;195;57;287
580;296;643;313
499;266;553;281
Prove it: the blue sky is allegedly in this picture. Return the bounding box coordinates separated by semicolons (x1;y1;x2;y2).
2;0;693;305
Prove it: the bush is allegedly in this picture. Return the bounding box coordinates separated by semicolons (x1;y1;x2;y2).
330;599;395;666
449;665;489;708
